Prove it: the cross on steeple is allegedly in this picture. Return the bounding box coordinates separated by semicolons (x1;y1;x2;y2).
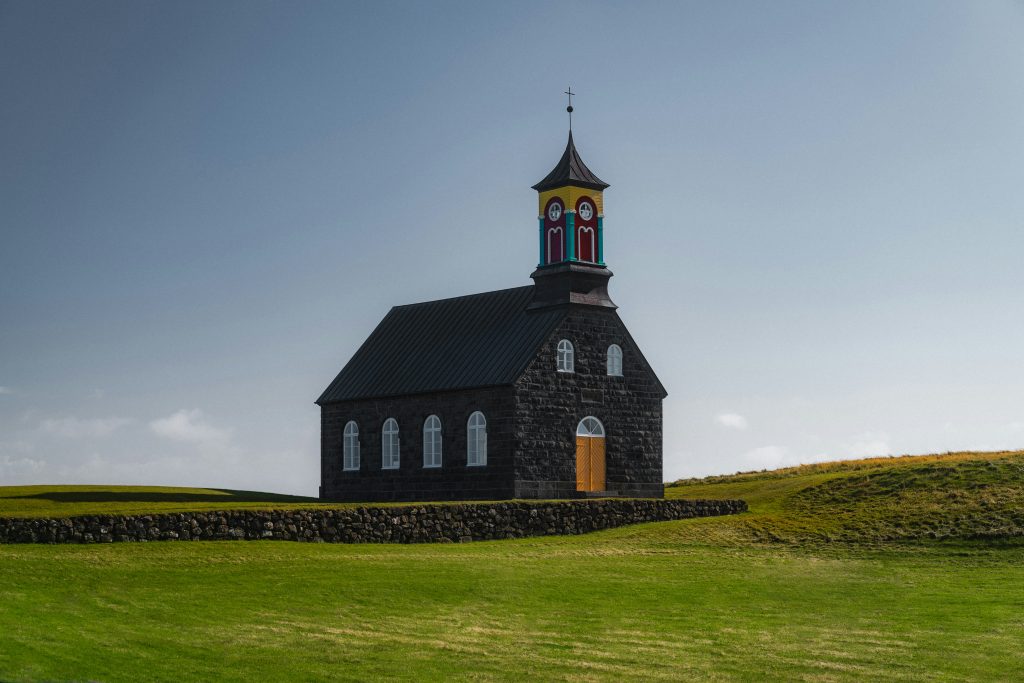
565;86;575;130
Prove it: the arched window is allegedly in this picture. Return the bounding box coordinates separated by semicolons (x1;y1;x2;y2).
423;415;442;468
544;197;566;264
607;344;623;376
576;197;597;262
381;418;400;470
343;421;360;471
577;416;606;438
547;226;564;263
578;225;596;262
467;411;487;466
557;339;574;373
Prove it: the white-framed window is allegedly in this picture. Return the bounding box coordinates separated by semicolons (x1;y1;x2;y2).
607;344;623;376
467;411;487;466
547;226;563;264
557;339;574;373
578;225;595;262
577;416;606;438
382;418;400;470
423;415;442;468
343;421;360;471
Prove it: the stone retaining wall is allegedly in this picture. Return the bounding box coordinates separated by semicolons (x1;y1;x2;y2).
0;498;746;545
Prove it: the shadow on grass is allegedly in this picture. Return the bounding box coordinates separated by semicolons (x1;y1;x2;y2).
12;489;318;505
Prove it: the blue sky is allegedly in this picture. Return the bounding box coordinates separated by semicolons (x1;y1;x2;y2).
2;1;1023;494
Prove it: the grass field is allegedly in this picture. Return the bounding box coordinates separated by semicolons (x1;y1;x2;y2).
1;450;1023;681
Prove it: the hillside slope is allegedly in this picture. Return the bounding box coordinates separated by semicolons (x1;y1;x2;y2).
665;450;1024;544
0;485;319;519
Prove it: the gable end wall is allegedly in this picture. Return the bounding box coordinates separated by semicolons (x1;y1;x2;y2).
513;307;664;498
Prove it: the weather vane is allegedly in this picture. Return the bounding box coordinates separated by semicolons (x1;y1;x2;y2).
565;86;575;131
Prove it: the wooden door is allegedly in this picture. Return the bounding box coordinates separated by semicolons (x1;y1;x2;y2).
576;436;590;491
575;436;606;492
590;437;606;491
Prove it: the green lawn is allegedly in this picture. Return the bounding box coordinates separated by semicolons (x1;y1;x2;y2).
1;450;1023;681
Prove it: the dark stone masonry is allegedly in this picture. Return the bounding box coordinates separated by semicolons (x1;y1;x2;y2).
0;498;746;545
513;306;664;499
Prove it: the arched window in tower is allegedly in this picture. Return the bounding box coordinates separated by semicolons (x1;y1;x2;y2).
607;344;623;376
423;415;442;468
467;411;487;466
576;196;597;262
343;421;360;471
544;197;566;264
557;339;574;373
381;418;400;469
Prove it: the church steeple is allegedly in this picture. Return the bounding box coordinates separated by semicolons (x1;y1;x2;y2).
533;132;609;268
528;120;615;311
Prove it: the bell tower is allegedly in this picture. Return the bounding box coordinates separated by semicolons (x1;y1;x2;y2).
532;131;609;267
528;98;615;310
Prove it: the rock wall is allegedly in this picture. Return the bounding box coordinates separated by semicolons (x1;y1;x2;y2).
0;498;745;545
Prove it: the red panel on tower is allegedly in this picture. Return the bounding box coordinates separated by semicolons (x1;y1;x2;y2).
575;196;597;263
544;197;566;264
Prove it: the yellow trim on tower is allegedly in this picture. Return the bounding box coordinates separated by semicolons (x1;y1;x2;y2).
538;186;604;217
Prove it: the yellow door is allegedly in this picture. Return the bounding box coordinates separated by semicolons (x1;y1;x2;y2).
575;436;606;492
576;436;590;491
591;437;606;491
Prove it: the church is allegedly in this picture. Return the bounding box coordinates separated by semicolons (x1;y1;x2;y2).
317;122;667;502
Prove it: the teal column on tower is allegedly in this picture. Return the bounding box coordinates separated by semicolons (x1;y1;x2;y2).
597;216;605;265
566;212;576;262
538;217;544;266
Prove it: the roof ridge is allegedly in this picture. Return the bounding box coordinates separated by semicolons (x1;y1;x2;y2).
391;284;533;310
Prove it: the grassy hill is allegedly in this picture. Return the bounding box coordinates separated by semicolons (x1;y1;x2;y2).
1;450;1023;681
0;484;321;519
665;449;1024;544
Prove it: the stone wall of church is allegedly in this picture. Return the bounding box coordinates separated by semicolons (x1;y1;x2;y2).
513;307;665;499
320;386;516;502
0;499;746;544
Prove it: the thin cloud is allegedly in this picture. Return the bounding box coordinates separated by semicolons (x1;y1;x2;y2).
841;432;892;458
40;416;133;438
740;445;799;470
150;409;231;445
716;413;749;430
0;386;13;395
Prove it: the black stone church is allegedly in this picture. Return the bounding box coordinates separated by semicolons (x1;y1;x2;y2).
317;130;666;501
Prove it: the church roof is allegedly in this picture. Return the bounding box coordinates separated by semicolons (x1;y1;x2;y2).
531;132;610;192
316;286;565;404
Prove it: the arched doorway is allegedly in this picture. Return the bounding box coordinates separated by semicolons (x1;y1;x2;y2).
576;417;606;492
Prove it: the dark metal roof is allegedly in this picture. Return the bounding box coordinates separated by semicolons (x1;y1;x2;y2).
531;131;610;192
317;286;565;404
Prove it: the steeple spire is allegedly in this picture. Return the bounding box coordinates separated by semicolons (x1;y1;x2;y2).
565;86;575;131
531;131;610;193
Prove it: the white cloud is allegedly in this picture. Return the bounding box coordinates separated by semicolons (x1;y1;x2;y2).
716;413;749;430
739;445;800;470
0;386;12;395
150;409;231;445
841;432;892;458
40;416;133;438
0;454;46;478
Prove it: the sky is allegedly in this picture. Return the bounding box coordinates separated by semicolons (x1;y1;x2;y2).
1;1;1023;495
